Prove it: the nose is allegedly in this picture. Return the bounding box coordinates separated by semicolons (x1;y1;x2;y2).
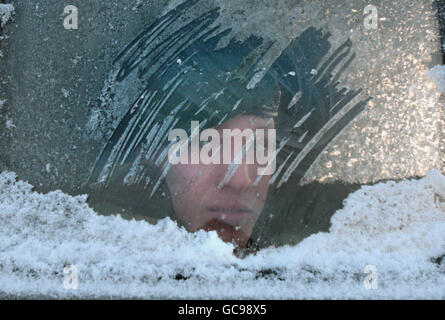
217;160;256;191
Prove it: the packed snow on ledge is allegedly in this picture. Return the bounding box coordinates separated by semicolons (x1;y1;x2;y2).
0;170;445;299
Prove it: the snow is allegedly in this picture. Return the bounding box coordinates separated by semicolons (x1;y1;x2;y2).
61;88;70;98
5;118;15;129
0;169;444;299
0;4;14;58
0;4;14;27
426;65;445;94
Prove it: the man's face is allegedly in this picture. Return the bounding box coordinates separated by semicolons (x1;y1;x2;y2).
165;115;275;248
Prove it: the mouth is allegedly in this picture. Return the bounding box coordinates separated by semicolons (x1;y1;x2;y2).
206;205;252;225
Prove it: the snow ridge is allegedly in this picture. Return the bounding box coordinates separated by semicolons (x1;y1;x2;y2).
0;170;445;299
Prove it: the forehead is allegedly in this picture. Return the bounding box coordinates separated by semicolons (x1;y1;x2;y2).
216;115;275;131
